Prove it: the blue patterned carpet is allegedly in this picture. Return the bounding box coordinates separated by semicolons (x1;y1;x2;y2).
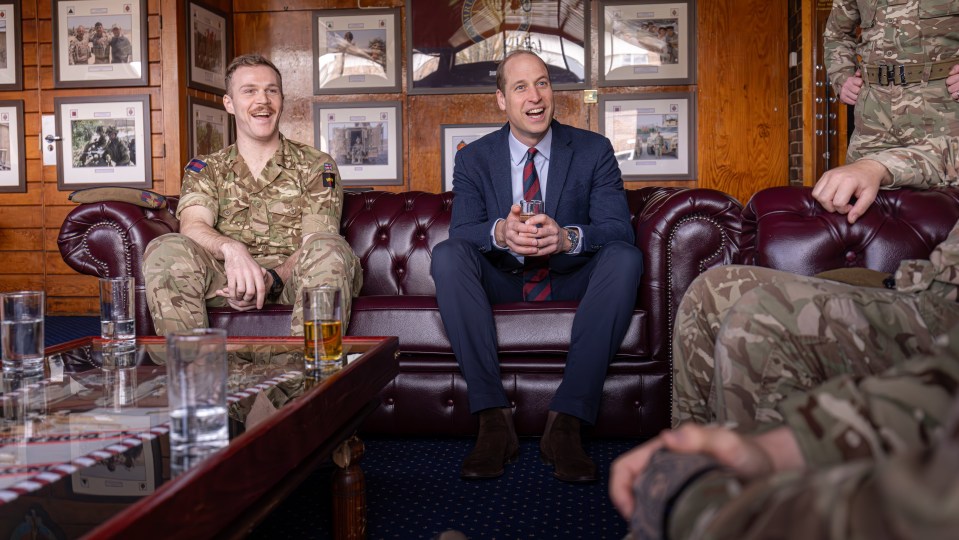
251;437;636;540
45;316;101;346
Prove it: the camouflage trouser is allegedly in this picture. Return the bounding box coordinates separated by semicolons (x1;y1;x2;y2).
672;265;959;430
848;81;959;164
142;232;362;336
657;330;959;540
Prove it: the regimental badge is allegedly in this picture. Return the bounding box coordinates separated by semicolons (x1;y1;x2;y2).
322;172;336;189
185;158;207;173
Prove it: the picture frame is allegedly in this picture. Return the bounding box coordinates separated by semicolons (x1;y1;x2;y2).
187;96;233;158
440;123;501;192
186;0;231;94
0;3;23;91
313;101;402;186
599;92;697;181
52;0;149;88
54;94;153;190
598;0;697;86
0;100;25;193
406;0;590;94
312;8;401;95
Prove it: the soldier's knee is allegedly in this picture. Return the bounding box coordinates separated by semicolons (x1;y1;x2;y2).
299;234;359;280
143;233;204;274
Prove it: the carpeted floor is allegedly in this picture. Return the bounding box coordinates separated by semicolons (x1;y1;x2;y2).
43;317;638;539
250;437;635;540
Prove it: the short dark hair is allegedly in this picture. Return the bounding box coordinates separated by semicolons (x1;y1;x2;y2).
495;50;549;93
225;54;283;96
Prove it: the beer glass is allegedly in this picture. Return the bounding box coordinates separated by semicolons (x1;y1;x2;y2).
303;286;344;371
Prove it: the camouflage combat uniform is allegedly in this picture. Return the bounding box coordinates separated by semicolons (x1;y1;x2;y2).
89;31;111;64
673;136;959;429
823;0;959;172
142;135;362;336
634;322;959;540
68;34;91;65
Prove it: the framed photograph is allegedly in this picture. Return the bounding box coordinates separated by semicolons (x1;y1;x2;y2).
52;0;149;88
0;3;22;91
599;0;697;86
187;96;233;158
599;92;697;181
312;8;401;95
440;123;500;192
0;100;25;193
407;0;589;94
186;0;231;94
313;101;402;186
54;94;153;190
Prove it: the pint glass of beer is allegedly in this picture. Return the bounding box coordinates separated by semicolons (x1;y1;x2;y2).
303;286;344;371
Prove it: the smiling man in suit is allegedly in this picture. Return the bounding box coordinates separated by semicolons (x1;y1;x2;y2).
430;50;644;483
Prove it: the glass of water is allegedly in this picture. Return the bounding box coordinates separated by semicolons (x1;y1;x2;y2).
99;277;135;341
0;291;45;375
165;328;228;475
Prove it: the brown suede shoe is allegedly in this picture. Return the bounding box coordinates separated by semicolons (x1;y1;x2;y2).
460;407;519;479
540;411;596;483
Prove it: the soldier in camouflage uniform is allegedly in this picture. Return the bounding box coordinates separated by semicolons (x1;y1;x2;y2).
88;22;110;64
815;1;959;226
143;54;362;336
673;135;959;428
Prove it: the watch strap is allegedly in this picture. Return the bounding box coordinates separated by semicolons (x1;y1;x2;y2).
266;268;283;301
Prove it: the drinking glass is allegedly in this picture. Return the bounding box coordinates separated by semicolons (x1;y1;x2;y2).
99;277;135;341
166;328;228;474
519;199;544;223
0;291;45;374
303;286;344;371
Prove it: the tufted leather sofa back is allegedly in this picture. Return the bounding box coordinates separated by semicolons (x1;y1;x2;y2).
742;186;959;275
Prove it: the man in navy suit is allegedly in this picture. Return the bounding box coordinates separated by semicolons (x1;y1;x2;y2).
431;51;644;482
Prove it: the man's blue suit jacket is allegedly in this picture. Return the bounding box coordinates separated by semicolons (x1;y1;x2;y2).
449;120;635;273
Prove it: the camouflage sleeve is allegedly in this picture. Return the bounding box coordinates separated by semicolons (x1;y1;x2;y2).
175;158;220;222
862;137;959;189
301;153;342;237
823;0;862;96
777;326;959;467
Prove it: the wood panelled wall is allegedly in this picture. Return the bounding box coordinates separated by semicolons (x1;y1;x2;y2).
0;0;789;315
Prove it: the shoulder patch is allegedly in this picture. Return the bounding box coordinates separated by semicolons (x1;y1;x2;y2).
324;162;334;172
185;158;207;173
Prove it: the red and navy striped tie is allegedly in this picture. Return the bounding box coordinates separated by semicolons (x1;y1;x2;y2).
522;148;552;301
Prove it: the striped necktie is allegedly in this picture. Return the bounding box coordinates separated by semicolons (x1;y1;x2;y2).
521;148;552;301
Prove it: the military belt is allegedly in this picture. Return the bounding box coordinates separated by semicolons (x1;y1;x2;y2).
861;58;959;86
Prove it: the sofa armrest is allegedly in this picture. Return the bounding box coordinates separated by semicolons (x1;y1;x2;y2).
630;187;742;364
741;186;959;275
58;200;179;336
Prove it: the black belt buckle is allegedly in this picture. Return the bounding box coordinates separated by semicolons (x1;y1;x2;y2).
886;64;896;85
877;64;887;85
899;65;906;85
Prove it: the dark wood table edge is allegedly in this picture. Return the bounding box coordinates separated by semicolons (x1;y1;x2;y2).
77;336;400;540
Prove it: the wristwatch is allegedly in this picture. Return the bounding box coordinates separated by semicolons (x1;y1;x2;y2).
266;268;284;301
564;227;580;254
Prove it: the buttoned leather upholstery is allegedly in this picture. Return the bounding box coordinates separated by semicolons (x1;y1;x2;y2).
58;188;742;437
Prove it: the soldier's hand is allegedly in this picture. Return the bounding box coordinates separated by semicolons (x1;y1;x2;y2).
221;242;268;309
609;435;665;519
839;70;863;106
947;64;959;102
660;424;804;478
812;159;890;224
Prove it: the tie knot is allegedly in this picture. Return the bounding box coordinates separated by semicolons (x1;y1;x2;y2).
526;148;538;161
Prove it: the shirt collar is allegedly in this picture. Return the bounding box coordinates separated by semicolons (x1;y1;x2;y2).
227;133;292;173
508;128;552;167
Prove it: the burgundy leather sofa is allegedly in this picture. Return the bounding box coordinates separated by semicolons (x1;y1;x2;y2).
58;188;742;438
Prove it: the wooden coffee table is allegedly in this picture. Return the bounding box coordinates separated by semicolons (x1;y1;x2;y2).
0;336;398;539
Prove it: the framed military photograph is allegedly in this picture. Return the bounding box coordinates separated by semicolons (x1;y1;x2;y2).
186;0;231;94
52;0;149;88
599;92;696;181
406;0;589;94
0;3;22;91
440;123;500;192
313;101;402;186
187;96;232;158
599;0;697;86
54;94;152;190
312;8;401;95
0;100;25;193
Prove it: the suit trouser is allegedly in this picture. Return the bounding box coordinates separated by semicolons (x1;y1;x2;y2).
430;238;643;423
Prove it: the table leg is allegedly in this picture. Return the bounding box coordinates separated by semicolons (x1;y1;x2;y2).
333;435;366;540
